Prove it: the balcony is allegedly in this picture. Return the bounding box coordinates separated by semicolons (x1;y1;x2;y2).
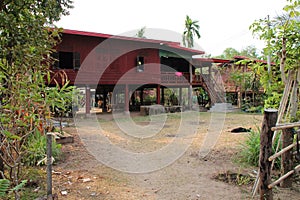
161;72;204;85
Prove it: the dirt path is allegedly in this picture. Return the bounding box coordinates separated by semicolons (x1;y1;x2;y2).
52;112;299;199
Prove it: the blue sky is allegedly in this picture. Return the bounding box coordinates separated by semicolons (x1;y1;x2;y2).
56;0;287;56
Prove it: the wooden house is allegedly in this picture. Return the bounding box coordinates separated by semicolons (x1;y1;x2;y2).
51;29;227;114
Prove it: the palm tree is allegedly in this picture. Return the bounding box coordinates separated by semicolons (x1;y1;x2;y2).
135;26;146;38
182;15;201;48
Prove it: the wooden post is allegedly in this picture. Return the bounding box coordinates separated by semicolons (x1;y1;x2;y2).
124;84;129;114
103;90;108;112
140;88;144;106
46;133;53;200
179;87;182;106
259;109;278;200
156;85;161;104
280;128;294;187
85;85;91;115
188;63;193;109
161;87;165;105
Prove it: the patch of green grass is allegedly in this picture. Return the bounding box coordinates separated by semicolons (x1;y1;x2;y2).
236;127;281;169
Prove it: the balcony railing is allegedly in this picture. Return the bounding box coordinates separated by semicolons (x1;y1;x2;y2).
161;72;204;84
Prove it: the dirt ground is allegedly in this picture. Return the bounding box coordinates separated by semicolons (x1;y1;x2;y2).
51;111;300;200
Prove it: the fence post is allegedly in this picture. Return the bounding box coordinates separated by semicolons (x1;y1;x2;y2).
280;128;294;187
260;108;278;200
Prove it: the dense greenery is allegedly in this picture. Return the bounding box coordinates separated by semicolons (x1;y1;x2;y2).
216;46;259;60
0;0;73;199
250;0;300;118
239;0;300;168
238;128;281;169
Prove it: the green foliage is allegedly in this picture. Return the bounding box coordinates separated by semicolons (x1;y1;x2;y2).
182;15;200;48
217;47;240;59
250;0;300;110
0;1;73;198
23;132;61;166
264;92;282;109
215;46;259;59
245;106;264;113
0;179;27;199
135;26;147;38
239;129;261;166
238;128;281;168
0;179;10;197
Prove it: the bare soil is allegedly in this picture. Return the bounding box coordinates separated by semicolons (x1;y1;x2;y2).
51;112;300;200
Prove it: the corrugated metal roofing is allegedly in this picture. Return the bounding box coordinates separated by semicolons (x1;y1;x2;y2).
62;29;205;55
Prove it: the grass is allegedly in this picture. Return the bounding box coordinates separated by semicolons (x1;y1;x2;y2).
236;127;281;169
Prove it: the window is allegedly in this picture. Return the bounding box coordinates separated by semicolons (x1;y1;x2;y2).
137;56;144;72
53;51;80;70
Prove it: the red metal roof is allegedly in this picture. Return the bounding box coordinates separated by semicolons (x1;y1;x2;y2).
233;56;275;65
192;58;230;66
62;29;204;55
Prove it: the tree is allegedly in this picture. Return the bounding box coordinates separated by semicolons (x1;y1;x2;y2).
0;0;73;199
250;0;300;119
216;47;240;59
135;26;147;38
240;45;259;58
182;15;201;48
216;46;259;59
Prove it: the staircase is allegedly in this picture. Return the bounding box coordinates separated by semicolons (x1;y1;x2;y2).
201;74;226;105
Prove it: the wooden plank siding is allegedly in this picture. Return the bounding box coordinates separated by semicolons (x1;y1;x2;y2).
52;33;162;86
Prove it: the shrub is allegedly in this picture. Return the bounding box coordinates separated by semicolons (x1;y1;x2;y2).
23;132;62;166
238;128;281;169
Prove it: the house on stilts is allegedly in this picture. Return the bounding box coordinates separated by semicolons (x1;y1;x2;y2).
51;29;230;115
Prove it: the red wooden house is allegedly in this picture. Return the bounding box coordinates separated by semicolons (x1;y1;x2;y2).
52;29;226;114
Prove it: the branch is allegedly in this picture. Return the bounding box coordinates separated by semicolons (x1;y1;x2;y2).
280;37;287;84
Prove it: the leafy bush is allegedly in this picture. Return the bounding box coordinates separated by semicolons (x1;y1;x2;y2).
0;179;10;197
246;106;263;113
238;128;281;169
0;179;27;199
23;132;62;166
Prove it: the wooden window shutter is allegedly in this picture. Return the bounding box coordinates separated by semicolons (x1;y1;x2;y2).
73;52;80;70
52;52;59;69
